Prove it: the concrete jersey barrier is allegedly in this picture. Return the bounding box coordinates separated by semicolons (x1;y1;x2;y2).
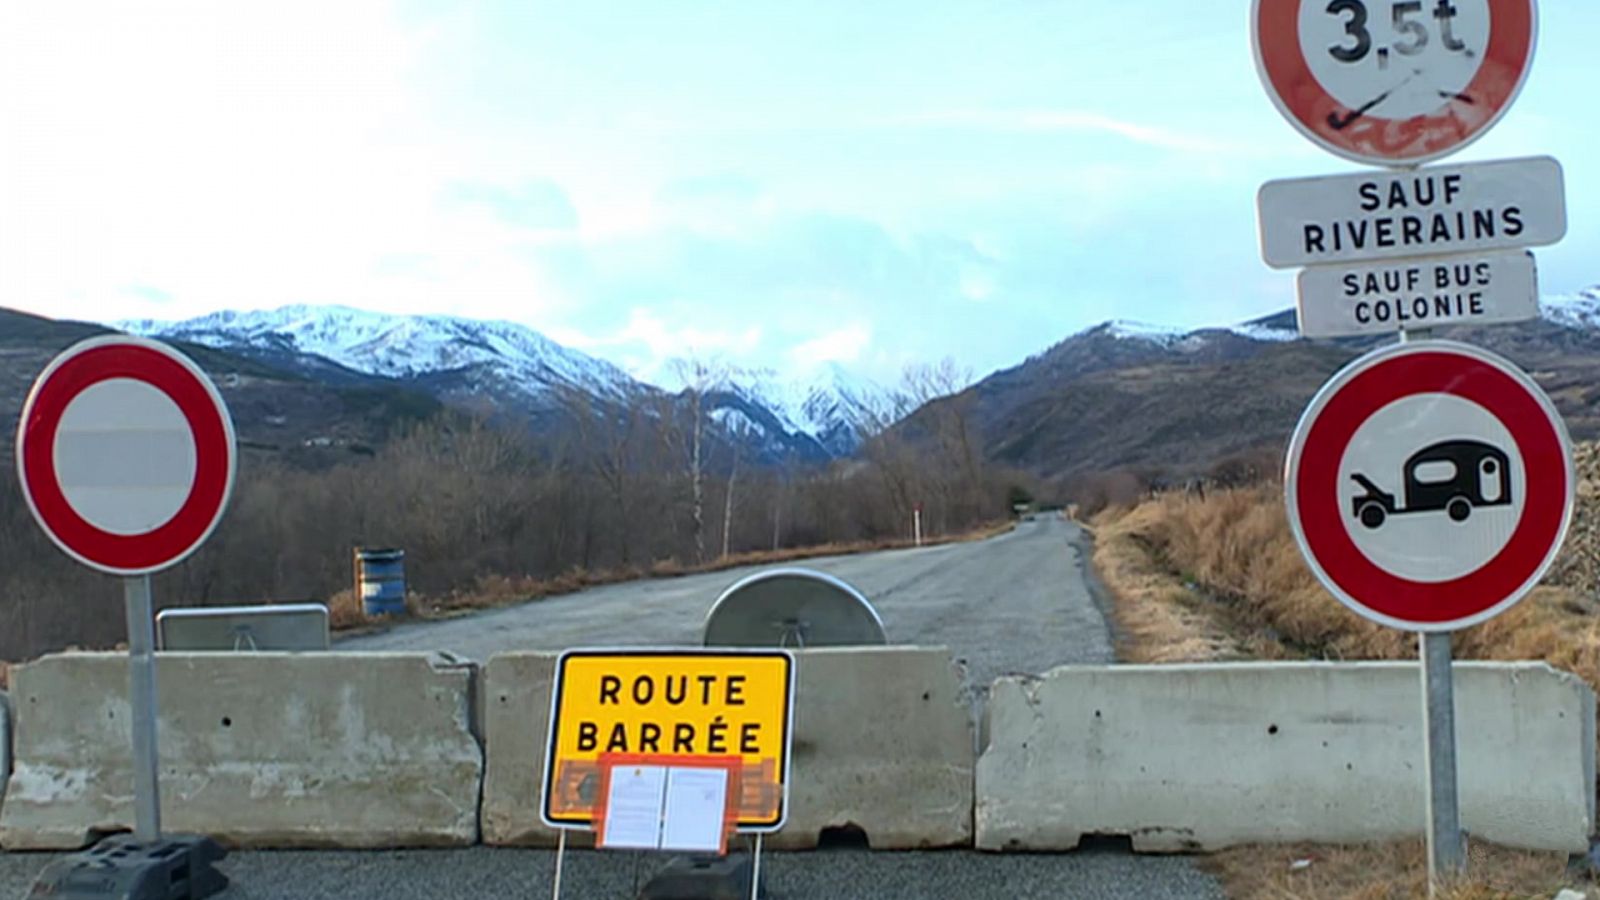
0;652;482;850
0;691;10;817
976;662;1596;853
480;646;974;850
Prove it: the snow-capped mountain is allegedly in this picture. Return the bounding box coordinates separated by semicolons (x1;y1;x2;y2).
120;305;642;407
117;304;898;459
726;364;899;457
1539;285;1600;330
1098;317;1298;346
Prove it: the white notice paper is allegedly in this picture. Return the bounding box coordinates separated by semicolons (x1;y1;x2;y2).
660;767;730;854
599;765;666;850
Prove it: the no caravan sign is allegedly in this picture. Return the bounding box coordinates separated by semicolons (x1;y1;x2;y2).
541;649;795;832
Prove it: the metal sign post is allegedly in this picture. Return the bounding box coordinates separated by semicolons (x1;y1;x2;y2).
1398;330;1466;888
1421;631;1464;882
1398;332;1466;889
124;575;163;841
1284;339;1573;896
1256;3;1565;890
16;336;238;898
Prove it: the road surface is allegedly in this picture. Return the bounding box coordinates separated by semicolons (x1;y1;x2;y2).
0;517;1227;899
344;515;1118;698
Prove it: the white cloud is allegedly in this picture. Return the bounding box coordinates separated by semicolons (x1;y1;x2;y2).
0;2;580;325
894;109;1246;155
791;323;871;367
554;309;764;384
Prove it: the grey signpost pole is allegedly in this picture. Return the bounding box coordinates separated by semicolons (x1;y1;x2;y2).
1397;330;1464;893
1421;631;1464;887
123;574;163;841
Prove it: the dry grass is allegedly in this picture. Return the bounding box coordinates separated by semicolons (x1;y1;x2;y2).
1089;504;1256;663
1096;485;1600;687
1090;485;1600;900
1206;839;1582;899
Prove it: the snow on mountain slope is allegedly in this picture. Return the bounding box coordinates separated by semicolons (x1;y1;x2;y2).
1540;285;1600;330
120;304;641;402
118;304;894;458
723;363;899;457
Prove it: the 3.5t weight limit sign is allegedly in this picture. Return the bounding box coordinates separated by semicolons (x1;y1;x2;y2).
1253;0;1537;165
1285;341;1572;631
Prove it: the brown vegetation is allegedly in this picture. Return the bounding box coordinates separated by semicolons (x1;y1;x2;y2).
321;523;1013;632
1204;839;1580;899
0;367;1040;664
1087;446;1600;899
1092;482;1600;687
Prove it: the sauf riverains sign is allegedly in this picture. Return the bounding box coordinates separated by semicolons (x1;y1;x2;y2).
541;650;795;832
1257;158;1565;337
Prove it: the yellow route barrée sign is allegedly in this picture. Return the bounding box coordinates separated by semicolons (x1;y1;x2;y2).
540;649;795;832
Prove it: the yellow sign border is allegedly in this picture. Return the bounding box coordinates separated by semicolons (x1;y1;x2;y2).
539;647;796;833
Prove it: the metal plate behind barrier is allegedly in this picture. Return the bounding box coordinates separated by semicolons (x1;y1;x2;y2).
156;604;329;651
27;834;228;899
703;568;886;648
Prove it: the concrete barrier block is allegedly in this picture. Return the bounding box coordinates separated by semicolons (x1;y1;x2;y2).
479;652;561;847
0;652;482;850
976;662;1595;853
480;646;974;849
0;691;10;816
773;646;972;850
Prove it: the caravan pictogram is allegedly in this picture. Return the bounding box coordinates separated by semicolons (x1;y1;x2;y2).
1351;439;1512;529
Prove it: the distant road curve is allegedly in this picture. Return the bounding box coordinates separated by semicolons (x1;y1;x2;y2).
343;515;1117;693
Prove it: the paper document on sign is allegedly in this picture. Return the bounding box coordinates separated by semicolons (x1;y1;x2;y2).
661;767;730;853
600;765;667;850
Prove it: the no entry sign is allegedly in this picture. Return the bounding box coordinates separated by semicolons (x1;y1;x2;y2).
16;336;236;575
1286;340;1571;630
1252;0;1537;165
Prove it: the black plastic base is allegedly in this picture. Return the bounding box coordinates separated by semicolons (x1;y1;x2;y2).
638;853;761;900
28;833;229;899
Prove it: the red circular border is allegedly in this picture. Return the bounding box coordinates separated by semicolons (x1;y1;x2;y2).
1255;0;1535;163
1293;348;1567;625
18;342;233;574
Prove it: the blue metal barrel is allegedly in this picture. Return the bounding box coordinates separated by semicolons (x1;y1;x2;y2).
355;548;407;616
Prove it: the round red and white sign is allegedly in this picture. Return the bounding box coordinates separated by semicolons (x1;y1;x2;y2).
15;336;236;576
1285;340;1571;631
1252;0;1537;166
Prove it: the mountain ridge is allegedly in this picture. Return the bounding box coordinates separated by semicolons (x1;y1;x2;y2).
119;304;895;459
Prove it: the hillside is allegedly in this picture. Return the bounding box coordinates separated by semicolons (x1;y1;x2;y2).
0;307;443;464
906;286;1600;481
121;305;893;461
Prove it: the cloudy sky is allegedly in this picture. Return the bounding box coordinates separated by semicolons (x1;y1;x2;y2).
2;2;1596;387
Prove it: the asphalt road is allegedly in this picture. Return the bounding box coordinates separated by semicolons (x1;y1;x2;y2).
342;515;1119;698
0;517;1228;899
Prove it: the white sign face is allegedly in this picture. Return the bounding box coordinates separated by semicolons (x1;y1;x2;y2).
1297;250;1539;338
54;378;200;535
1297;0;1491;125
1258;156;1565;268
1338;392;1524;582
1253;0;1537;165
